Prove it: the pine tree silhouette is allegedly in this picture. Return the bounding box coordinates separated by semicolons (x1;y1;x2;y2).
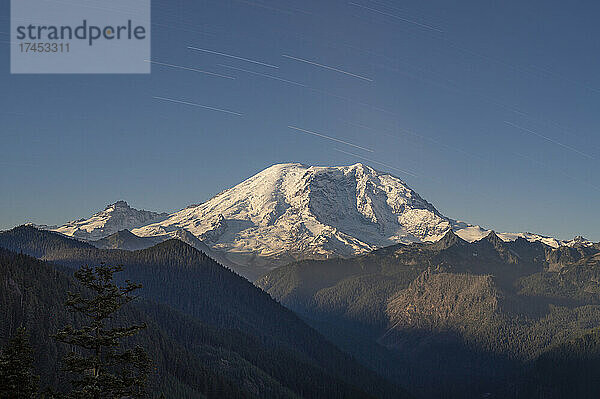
53;263;151;399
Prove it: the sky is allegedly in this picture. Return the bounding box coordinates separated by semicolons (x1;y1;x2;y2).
1;0;599;241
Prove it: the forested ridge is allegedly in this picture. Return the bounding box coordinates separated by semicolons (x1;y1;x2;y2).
258;230;600;398
0;226;409;398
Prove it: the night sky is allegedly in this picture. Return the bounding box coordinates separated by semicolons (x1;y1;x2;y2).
1;0;599;240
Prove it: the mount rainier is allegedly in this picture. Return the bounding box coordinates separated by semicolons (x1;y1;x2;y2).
47;163;581;278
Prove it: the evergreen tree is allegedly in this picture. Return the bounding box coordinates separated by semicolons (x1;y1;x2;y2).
0;327;39;399
53;263;151;399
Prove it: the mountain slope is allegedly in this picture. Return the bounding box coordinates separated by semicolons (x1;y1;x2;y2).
513;327;600;398
0;248;264;398
133;163;455;276
0;224;94;257
91;229;163;250
52;200;168;240
0;226;409;399
88;228;244;274
258;231;600;398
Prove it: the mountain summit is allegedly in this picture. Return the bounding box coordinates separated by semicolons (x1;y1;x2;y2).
53;200;168;241
133;163;456;272
44;164;585;278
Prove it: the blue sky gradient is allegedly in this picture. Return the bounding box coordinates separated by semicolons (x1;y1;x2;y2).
1;0;599;240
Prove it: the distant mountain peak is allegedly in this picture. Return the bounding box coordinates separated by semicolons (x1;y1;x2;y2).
109;200;130;208
51;201;168;241
566;235;594;248
90;229;163;251
483;230;503;245
115;228;135;236
428;229;467;250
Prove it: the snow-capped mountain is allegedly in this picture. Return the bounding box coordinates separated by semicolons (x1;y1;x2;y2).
134;163;454;261
133;162;573;275
46;163;589;278
52;200;169;241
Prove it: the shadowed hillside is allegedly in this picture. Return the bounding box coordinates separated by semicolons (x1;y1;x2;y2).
258;230;600;398
0;226;409;398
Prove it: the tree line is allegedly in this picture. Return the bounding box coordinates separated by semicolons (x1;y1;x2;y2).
0;263;152;399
